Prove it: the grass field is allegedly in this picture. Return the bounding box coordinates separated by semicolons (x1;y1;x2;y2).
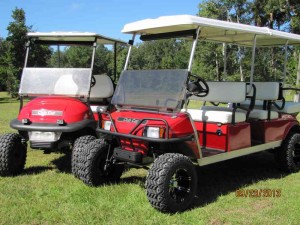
0;92;300;225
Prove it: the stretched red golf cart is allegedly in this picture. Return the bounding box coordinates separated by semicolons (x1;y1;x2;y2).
0;32;126;176
74;15;300;212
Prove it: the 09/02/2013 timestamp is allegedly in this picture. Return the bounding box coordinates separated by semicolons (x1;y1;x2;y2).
236;189;281;198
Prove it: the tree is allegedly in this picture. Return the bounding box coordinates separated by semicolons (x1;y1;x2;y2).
6;8;30;74
129;39;189;71
3;8;31;97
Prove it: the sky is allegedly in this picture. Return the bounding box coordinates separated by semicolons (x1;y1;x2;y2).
0;0;201;42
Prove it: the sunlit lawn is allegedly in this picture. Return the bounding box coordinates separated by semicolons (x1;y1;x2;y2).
0;92;300;225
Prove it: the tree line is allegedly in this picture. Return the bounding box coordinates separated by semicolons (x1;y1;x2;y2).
1;1;300;97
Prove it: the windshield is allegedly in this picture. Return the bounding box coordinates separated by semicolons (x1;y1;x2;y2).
112;69;188;112
19;68;92;97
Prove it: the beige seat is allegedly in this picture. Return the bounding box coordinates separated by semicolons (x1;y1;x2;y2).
89;74;114;113
90;74;114;102
185;82;247;124
245;82;280;120
277;101;300;114
186;108;246;123
54;74;78;95
249;109;278;120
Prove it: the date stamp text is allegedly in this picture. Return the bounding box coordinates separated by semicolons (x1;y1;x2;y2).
236;189;281;198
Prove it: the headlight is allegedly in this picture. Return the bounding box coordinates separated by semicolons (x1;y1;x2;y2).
103;120;112;131
29;131;62;141
143;127;164;139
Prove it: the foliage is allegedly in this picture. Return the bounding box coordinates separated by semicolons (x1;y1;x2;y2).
129;39;189;70
47;44;123;82
0;8;51;97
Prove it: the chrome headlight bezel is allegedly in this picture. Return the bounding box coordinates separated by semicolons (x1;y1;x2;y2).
103;120;112;131
28;131;62;142
143;127;162;139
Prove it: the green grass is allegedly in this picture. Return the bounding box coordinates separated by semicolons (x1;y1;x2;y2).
0;92;300;225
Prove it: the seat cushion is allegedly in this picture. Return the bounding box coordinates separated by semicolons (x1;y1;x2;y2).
249;109;278;120
185;109;246;124
240;100;300;115
276;102;300;114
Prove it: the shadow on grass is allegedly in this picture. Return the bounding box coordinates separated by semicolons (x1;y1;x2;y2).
49;149;288;212
51;153;72;173
119;176;146;187
190;151;287;210
113;151;288;212
22;166;53;175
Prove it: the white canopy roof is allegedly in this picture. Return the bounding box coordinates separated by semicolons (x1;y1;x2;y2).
122;15;300;47
27;31;126;45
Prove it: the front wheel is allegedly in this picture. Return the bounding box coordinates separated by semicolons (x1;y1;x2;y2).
146;153;197;213
76;139;124;186
275;132;300;172
71;135;96;178
0;133;27;176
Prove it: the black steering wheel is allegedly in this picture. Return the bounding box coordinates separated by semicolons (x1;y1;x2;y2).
91;76;96;87
188;75;209;97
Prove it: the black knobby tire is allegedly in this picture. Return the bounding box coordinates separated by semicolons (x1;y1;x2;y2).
0;133;27;176
77;139;124;186
72;135;96;178
276;132;300;173
146;153;197;213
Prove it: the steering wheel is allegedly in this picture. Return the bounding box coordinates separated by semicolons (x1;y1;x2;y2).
91;76;96;87
188;75;209;97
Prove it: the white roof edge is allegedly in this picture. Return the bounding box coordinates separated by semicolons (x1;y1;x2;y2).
27;31;98;36
122;15;264;34
122;15;300;46
27;31;127;44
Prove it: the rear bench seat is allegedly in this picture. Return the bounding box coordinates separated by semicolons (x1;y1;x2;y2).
241;99;300;116
185;82;247;124
243;82;280;120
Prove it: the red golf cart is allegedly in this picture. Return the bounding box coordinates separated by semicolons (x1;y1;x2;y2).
74;15;300;212
0;32;126;176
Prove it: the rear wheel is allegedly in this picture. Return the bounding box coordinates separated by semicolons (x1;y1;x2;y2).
77;139;124;186
0;133;27;176
72;135;96;178
146;153;197;213
276;132;300;172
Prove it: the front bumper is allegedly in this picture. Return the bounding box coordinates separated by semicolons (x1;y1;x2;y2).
10;118;97;132
30;140;58;149
96;128;193;143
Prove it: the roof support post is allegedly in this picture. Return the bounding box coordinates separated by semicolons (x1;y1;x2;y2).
283;40;289;85
223;43;227;80
248;35;257;93
24;41;30;68
90;41;97;69
188;27;201;72
124;34;136;71
113;42;117;82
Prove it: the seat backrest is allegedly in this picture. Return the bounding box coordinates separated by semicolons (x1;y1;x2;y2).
190;82;246;103
54;74;78;95
90;74;114;102
248;82;280;100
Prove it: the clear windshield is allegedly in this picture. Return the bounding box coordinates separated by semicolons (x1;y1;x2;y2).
19;68;92;97
112;69;188;112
